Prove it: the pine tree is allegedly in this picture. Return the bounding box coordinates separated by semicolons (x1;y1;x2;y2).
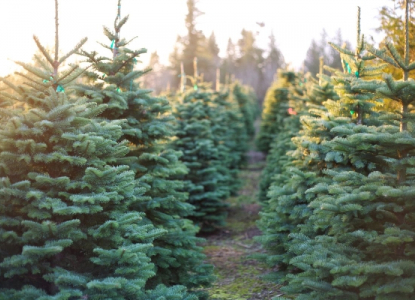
256;58;340;283
73;2;214;297
0;2;199;299
256;70;297;153
279;6;415;299
0;88;162;300
170;77;230;232
232;82;258;139
257;70;306;203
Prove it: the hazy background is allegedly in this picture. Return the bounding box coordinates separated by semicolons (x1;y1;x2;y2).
0;0;394;99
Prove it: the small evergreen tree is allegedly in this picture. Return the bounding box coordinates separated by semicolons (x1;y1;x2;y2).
257;70;307;202
232;82;258;139
170;78;231;232
211;85;249;194
279;6;415;299
0;2;198;299
74;2;214;297
256;58;340;282
256;70;298;153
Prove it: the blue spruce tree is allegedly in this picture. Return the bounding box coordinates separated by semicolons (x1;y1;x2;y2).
73;2;214;298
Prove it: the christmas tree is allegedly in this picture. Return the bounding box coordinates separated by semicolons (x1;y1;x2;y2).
256;70;298;153
0;1;201;299
257;70;306;202
211;83;248;195
279;6;415;299
170;74;231;233
232;82;258;139
73;1;214;297
256;58;340;283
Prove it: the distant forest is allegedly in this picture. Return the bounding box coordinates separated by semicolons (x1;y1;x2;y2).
142;0;350;101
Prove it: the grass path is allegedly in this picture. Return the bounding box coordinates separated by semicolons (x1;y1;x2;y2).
201;151;283;300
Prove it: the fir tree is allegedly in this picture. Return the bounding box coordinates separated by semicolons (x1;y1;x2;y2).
256;70;298;153
170;77;231;233
74;2;214;297
279;6;415;299
0;2;198;299
256;58;340;282
211;84;249;194
232;82;258;139
0;88;164;300
257;70;306;202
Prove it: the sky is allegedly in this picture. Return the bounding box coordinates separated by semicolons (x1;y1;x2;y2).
0;0;395;76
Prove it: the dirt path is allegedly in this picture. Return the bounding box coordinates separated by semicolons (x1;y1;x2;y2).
201;150;283;300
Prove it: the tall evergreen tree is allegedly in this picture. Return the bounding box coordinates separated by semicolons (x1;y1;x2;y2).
256;59;340;283
0;2;197;299
262;31;285;94
235;29;265;99
220;38;237;84
170;79;231;232
169;0;220;90
257;70;307;202
232;82;258;138
256;69;297;154
278;6;415;299
74;2;214;297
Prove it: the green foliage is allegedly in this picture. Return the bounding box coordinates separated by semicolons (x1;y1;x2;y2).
259;5;415;299
256;71;340;282
0;88;171;299
170;82;231;233
232;82;258;138
256;69;299;153
74;6;214;297
170;77;253;232
257;70;307;203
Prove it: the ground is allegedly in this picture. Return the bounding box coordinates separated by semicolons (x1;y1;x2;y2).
200;149;284;300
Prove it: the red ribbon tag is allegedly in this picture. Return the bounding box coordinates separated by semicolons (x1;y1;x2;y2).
288;107;297;115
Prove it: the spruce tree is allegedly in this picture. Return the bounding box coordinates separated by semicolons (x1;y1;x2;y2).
279;6;415;299
256;58;340;282
257;70;306;202
256;70;298;153
0;2;200;299
73;2;214;297
232;82;258;139
211;83;249;194
170;77;231;233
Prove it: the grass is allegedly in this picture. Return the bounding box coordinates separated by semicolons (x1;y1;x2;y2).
200;153;283;300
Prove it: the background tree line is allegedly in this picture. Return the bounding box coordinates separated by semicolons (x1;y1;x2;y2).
142;0;351;102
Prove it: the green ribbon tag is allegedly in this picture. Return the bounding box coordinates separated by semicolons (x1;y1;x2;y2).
43;79;49;83
117;87;121;93
346;63;351;74
133;58;137;64
56;85;64;93
102;74;106;79
193;85;198;91
49;76;53;80
350;110;355;115
355;71;359;78
110;40;115;49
